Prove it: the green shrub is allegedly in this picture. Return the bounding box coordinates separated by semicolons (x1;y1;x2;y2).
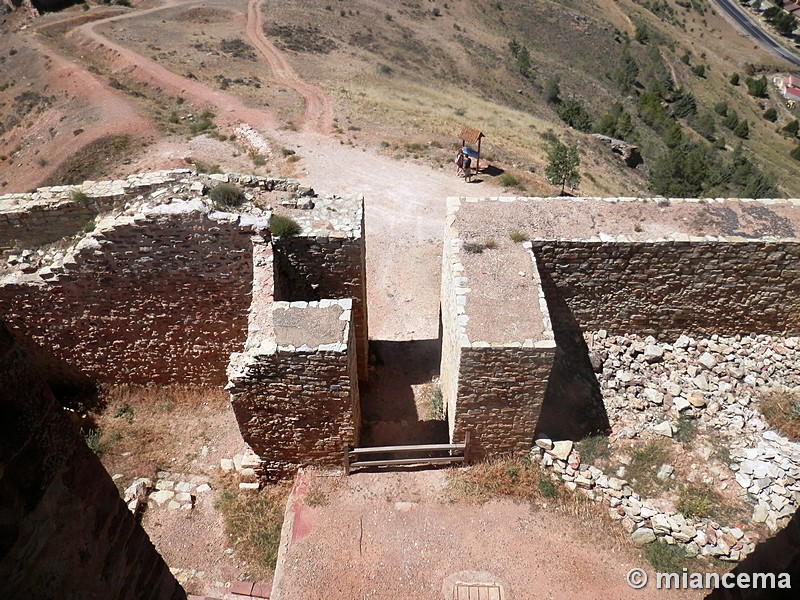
81;428;103;455
209;183;246;209
763;107;778;122
733;120;749;139
556;96;593;132
791;145;800;161
498;172;519;187
538;478;558;498
269;213;301;237
729;72;740;86
70;189;89;204
746;76;768;98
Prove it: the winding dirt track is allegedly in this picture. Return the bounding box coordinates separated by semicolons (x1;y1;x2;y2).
245;0;333;133
64;0;278;131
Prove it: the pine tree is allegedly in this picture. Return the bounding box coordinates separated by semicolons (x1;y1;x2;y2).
544;141;581;195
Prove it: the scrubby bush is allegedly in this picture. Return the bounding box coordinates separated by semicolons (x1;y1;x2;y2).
556;97;592;132
269;213;301;237
209;183;245;209
498;172;519;187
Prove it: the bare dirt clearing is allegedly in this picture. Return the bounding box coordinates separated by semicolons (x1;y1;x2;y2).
272;469;704;599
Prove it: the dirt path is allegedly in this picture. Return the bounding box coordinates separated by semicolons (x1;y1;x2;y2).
4;33;153;192
64;0;278;131
245;0;333;133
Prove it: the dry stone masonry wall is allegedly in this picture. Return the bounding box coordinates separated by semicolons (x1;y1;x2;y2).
441;197;556;456
0;323;184;600
0;199;259;385
227;300;359;480
454;347;555;458
532;331;800;562
271;195;368;379
1;170;369;483
534;240;800;337
0;169;194;253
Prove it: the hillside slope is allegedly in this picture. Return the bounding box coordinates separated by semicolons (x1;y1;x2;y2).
1;0;799;196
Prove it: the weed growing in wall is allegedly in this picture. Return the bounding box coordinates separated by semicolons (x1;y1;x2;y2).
209;183;246;210
269;213;301;237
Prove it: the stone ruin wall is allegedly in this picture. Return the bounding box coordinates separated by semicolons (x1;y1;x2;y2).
1;173;368;481
271;207;368;380
443;196;800;460
227;300;359;480
0;200;258;386
533;240;800;337
440;208;556;458
453;347;555;459
0;323;185;600
0;170;195;254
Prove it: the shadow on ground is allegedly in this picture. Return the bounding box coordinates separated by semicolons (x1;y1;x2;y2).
534;267;611;441
359;339;447;447
705;505;800;599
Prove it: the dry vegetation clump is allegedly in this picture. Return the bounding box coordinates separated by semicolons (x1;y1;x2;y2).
759;388;800;441
89;384;230;489
448;457;628;548
215;482;291;580
625;439;674;497
448;457;550;503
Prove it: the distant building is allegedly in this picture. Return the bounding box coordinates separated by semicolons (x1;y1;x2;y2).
774;74;800;98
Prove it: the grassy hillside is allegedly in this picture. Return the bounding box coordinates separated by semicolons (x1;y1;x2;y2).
263;0;800;196
2;0;799;196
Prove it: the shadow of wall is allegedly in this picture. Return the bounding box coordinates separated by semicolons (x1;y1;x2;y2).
534;265;610;441
705;505;800;600
0;322;184;600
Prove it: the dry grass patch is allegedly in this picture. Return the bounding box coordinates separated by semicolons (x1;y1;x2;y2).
216;482;291;580
448;457;626;545
759;387;800;441
625;439;674;497
90;384;230;489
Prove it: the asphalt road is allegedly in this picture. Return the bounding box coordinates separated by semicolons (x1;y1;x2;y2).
712;0;800;67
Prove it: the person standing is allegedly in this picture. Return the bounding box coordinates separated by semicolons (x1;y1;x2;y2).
455;150;465;177
463;153;472;182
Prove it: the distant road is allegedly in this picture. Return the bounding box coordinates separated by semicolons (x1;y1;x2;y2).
712;0;800;68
